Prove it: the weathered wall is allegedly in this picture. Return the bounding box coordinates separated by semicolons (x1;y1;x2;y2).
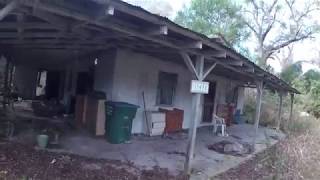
93;49;117;100
104;48;245;134
111;49;193;134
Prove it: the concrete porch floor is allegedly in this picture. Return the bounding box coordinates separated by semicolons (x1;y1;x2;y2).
59;124;284;179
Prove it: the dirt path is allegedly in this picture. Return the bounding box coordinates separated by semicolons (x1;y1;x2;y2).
0;141;187;180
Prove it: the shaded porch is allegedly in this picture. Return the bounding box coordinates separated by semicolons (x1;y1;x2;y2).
23;124;284;179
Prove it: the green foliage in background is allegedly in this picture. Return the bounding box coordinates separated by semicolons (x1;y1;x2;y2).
175;0;250;52
291;69;320;118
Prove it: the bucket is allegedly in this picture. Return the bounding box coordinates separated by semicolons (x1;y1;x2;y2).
37;134;49;149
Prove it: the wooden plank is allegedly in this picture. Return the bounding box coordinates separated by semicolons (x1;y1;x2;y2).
0;39;105;44
203;50;227;58
16;13;24;40
0;0;19;21
181;40;202;49
180;52;200;80
19;0;258;79
145;25;168;36
0;22;59;29
0;32;71;38
227;60;243;66
252;80;263;150
185;56;204;175
12;0;296;93
289;93;294;127
202;62;217;80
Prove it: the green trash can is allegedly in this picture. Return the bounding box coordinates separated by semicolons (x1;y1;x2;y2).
105;101;139;144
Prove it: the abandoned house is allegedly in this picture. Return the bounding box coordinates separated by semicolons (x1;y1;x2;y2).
0;0;299;178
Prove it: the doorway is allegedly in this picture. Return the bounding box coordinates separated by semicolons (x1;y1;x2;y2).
76;71;94;95
45;71;65;100
202;82;216;123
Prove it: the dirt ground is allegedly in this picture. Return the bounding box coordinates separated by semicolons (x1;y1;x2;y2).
0;141;187;180
214;146;277;180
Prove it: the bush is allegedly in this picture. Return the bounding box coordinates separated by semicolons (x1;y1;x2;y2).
271;116;320;179
243;89;278;127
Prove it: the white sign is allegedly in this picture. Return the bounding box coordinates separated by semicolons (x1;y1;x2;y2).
190;80;209;94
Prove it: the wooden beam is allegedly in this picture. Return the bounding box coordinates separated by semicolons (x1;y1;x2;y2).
203;62;217;80
204;50;227;58
70;5;115;31
0;32;73;38
276;91;283;130
9;44;114;50
252;80;263;150
0;0;19;21
227;60;243;66
31;9;91;39
243;66;255;73
0;22;59;29
185;56;204;175
16;13;24;40
105;5;115;16
182;40;202;49
16;0;286;91
289;93;294;125
145;25;168;36
180;52;199;80
0;39;105;45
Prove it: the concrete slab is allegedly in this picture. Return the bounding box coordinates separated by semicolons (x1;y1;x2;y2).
58;124;284;179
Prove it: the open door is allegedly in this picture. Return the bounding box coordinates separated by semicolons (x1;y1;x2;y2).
202;82;216;123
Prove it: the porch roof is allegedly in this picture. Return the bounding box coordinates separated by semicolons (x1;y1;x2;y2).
0;0;299;94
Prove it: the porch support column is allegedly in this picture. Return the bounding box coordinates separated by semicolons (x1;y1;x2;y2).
289;93;294;124
276;91;283;131
185;55;204;175
252;80;263;149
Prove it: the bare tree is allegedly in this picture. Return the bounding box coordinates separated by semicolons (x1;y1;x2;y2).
243;0;320;68
273;45;294;71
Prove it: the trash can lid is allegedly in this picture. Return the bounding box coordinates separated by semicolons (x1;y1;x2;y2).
106;101;140;108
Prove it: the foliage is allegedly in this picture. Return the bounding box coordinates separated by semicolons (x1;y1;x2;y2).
270;115;320;179
279;62;302;85
292;69;320;118
175;0;250;50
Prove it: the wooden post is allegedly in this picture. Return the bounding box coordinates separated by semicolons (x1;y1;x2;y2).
185;55;204;175
276;91;283;131
252;80;263;149
289;93;294;123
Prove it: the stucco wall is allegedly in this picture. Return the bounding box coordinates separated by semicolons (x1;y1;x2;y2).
111;49;193;134
105;48;245;134
93;49;117;100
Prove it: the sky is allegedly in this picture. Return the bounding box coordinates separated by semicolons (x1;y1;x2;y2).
123;0;320;73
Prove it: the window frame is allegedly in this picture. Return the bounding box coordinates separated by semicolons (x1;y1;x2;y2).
156;71;178;106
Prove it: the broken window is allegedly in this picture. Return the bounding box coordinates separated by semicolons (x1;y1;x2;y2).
156;71;178;106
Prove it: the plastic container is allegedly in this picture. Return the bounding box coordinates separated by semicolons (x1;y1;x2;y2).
105;102;139;144
37;134;49;149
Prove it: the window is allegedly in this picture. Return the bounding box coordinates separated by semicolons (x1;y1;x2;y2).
156;71;178;106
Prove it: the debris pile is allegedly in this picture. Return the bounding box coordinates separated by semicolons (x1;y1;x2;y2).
208;140;253;156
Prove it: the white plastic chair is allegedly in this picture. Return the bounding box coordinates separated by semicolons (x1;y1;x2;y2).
213;115;227;136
